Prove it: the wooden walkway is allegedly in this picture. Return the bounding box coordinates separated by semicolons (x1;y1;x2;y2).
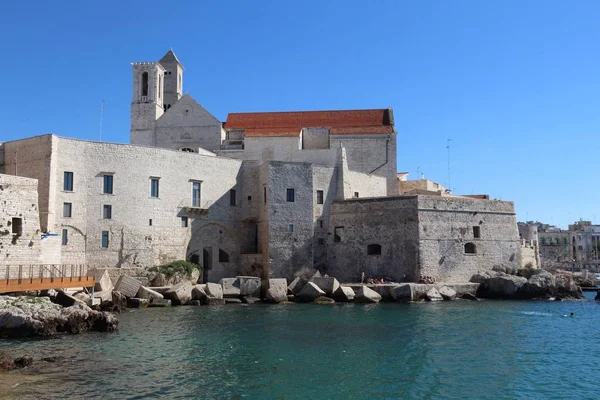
0;265;95;293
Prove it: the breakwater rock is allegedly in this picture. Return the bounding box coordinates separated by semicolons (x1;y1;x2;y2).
0;295;118;338
471;267;583;300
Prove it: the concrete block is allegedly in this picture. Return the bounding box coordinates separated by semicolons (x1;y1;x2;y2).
237;276;261;297
266;286;287;303
354;286;382;303
424;288;443;301
241;296;261;304
438;286;457;301
114;276;142;298
205;282;223;299
192;285;207;301
219;278;240;297
148;299;172;307
312;277;340;295
136;286;164;301
225;298;243;304
93;290;112;302
164;281;193;305
93;269;114;292
297;282;325;302
288;277;307;295
54;291;82;307
127;298;149;308
332;286;355;302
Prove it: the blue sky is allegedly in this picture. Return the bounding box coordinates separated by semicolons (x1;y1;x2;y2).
1;1;599;228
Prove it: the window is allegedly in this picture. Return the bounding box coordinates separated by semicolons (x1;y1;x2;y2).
158;75;162;98
316;190;324;205
11;218;22;235
367;244;382;256
318;238;325;245
141;72;148;97
334;226;343;242
541;237;547;245
354;192;359;198
473;226;481;239
286;188;295;202
219;249;229;262
248;196;252;201
103;205;112;219
181;148;194;152
288;224;294;232
103;175;113;194
230;189;236;206
263;187;267;203
192;181;201;207
63;202;72;218
178;73;181;89
181;216;188;227
149;219;153;226
63;172;73;191
62;229;68;245
101;231;109;248
563;238;568;245
464;242;476;254
318;219;323;228
150;177;160;198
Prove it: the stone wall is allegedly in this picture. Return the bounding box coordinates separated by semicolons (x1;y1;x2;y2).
0;174;43;266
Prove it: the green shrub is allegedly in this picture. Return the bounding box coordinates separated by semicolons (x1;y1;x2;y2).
148;260;200;278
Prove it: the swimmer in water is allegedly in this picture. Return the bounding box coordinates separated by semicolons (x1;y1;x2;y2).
563;312;575;317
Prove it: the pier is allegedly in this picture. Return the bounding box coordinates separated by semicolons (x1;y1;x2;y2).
0;265;94;293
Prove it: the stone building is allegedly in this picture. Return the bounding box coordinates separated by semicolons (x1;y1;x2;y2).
0;49;523;283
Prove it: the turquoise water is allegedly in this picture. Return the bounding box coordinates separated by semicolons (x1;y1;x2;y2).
2;294;599;399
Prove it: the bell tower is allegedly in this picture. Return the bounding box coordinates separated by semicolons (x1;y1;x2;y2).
158;49;184;111
130;61;165;146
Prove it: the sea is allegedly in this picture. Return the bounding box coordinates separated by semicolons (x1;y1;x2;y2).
1;293;599;400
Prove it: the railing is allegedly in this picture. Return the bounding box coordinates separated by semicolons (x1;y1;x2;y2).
0;264;94;293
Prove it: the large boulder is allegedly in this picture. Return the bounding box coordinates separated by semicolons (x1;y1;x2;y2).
423;288;443;301
297;282;326;302
237;276;261;297
205;283;224;299
149;267;200;287
520;271;555;299
126;298;149;308
192;285;208;301
312;277;340;296
136;286;164;301
332;286;355;302
219;278;241;298
164;282;194;306
266;279;288;303
54;291;83;307
477;273;527;299
288;277;307;295
111;291;127;309
354;286;382;303
114;276;142;298
469;270;500;284
554;274;583;299
437;286;457;301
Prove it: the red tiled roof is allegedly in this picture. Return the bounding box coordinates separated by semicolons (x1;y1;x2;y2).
244;128;301;138
330;126;393;135
225;109;392;130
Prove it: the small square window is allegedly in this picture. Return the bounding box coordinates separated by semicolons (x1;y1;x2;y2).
149;219;153;226
101;231;109;248
103;175;113;194
288;224;294;232
62;229;68;245
150;178;160;198
473;226;481;239
317;190;324;205
230;189;236;206
318;238;325;245
318;220;323;228
334;226;343;242
354;192;359;198
64;171;74;191
287;188;295;202
247;196;252;201
11;218;22;235
181;216;188;227
63;202;72;218
103;205;112;219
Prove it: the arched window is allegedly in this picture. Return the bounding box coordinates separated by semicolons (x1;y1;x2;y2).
367;244;382;256
219;249;229;262
141;72;149;97
464;242;476;254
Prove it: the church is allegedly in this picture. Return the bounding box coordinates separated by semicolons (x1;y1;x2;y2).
0;50;522;283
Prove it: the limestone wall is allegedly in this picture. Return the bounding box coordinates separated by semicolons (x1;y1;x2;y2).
0;174;43;266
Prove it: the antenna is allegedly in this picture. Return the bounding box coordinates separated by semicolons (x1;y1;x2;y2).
99;100;105;141
446;138;453;190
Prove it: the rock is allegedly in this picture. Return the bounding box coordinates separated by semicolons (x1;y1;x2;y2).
136;286;164;301
94;269;114;292
520;271;555;299
237;276;261;297
470;270;500;284
423;288;443;301
461;293;479;301
476;273;527;299
391;284;413;301
94;290;112;302
148;299;171;307
287;295;295;302
54;291;83;307
554;274;583;299
126;298;149;308
148;286;172;295
205;282;224;299
438;286;457;301
42;356;63;363
312;277;340;296
150;272;167;287
164;281;194;306
288;277;307;295
332;286;355;302
354;286;382;303
241;296;261;304
297;282;326;302
111;291;127;309
314;297;335;304
204;298;226;306
114;276;142;298
293;267;320;281
73;292;92;305
266;287;287;303
13;356;33;369
219;278;241;298
309;270;322;282
185;300;202;306
225;298;243;304
149;268;200;287
192;285;208;301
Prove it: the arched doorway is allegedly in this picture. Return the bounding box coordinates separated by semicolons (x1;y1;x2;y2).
186;222;238;283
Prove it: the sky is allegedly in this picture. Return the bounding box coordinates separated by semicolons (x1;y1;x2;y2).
1;0;599;228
